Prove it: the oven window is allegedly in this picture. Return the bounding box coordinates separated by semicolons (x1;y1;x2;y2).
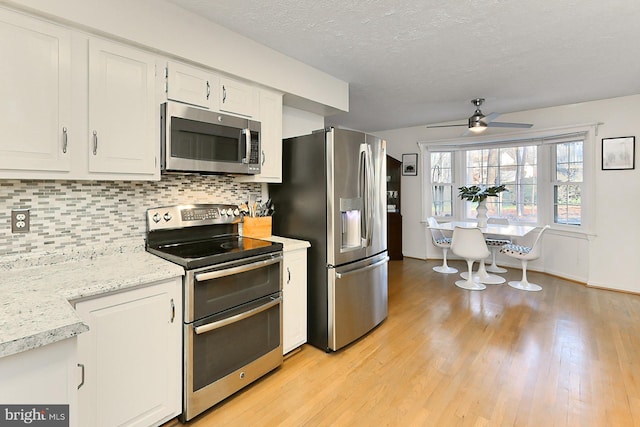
193;259;281;319
192;301;280;392
171;117;241;162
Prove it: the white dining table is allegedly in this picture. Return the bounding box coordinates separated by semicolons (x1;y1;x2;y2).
429;221;535;238
428;221;536;286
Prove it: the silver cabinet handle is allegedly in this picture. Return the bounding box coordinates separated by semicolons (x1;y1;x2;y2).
92;130;98;155
206;81;210;100
194;296;281;335
222;85;227;103
62;127;68;153
170;298;175;323
262;150;266;166
77;363;85;389
287;267;291;284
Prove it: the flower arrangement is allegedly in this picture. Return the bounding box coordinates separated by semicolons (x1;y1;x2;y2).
458;184;507;203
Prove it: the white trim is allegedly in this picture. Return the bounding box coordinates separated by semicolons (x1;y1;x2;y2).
418;123;600;151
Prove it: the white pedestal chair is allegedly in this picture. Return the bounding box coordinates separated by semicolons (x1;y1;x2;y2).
427;217;458;274
500;225;551;292
450;226;493;290
485;217;511;273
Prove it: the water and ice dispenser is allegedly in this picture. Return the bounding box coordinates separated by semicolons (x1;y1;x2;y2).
340;197;364;251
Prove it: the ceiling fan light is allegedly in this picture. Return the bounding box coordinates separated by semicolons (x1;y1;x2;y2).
468;115;487;133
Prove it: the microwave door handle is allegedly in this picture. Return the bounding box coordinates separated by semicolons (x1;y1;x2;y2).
243;128;250;164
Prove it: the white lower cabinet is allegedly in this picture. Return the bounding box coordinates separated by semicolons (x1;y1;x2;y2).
279;239;310;354
75;278;182;427
0;338;78;427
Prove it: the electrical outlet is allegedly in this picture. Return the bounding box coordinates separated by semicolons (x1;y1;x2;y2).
11;209;30;233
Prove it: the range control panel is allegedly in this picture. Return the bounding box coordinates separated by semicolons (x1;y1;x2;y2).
146;204;241;231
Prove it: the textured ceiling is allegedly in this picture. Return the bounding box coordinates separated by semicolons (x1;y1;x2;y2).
166;0;640;132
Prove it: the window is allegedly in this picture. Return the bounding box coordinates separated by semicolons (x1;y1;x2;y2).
420;125;593;231
553;140;583;225
464;146;538;222
430;152;453;217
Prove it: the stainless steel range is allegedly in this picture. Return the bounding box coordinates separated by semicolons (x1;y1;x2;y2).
145;204;283;422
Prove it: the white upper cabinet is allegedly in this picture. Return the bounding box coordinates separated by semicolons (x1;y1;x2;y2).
219;76;257;117
166;61;218;110
88;38;157;176
236;88;283;183
0;8;72;174
0;8;160;180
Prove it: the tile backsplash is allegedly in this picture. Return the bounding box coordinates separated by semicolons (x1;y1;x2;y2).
0;175;261;257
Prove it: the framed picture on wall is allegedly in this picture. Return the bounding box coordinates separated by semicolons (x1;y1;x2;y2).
402;153;418;176
602;136;635;170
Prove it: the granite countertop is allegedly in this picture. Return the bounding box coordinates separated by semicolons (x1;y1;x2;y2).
0;241;184;359
264;236;311;252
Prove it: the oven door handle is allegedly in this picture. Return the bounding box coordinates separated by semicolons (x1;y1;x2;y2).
194;256;281;282
194;296;282;335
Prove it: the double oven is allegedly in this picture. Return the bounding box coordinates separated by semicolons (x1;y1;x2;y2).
146;204;283;421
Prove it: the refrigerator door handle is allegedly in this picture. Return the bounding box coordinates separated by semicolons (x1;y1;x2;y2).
335;256;389;279
358;143;368;246
364;144;375;246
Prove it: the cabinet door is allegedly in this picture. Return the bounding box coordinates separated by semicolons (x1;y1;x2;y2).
0;339;78;427
236;88;283;183
76;278;181;427
166;61;218;109
0;9;71;173
88;38;157;176
219;76;256;117
283;249;308;354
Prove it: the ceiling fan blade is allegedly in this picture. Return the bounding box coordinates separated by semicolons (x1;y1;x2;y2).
486;121;533;128
482;112;501;123
426;123;467;129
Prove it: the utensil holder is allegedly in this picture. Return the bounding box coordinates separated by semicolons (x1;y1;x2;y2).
242;216;272;238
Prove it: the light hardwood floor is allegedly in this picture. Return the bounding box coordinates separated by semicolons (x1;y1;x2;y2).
171;258;640;427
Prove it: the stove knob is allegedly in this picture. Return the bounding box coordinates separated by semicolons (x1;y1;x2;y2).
163;212;172;222
226;208;234;216
152;213;161;223
233;208;240;216
220;209;227;216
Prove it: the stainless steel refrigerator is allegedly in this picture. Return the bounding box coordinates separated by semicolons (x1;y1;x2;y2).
269;127;389;352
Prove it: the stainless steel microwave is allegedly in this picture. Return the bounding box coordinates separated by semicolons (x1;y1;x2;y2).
160;101;261;175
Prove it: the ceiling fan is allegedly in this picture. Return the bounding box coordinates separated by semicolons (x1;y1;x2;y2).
427;98;533;135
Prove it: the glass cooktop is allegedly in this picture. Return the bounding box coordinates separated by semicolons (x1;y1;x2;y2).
147;235;282;269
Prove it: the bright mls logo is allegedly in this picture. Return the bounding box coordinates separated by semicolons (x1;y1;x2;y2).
0;405;68;426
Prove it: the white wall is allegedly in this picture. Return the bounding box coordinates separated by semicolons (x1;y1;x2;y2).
376;94;640;293
282;106;324;139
